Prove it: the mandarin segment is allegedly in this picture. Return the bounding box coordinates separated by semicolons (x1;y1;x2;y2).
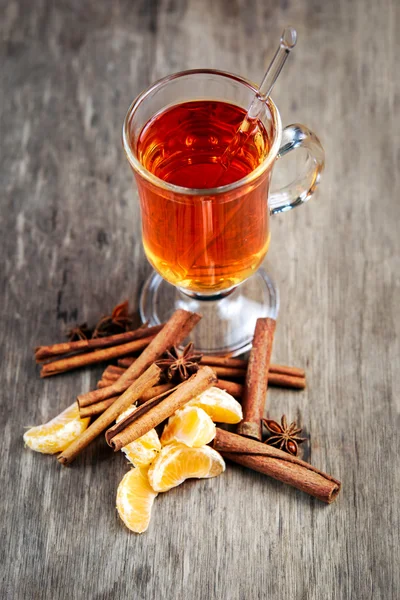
121;429;161;467
188;386;243;423
160;405;216;448
23;403;90;454
148;442;225;492
117;406;161;467
116;467;158;533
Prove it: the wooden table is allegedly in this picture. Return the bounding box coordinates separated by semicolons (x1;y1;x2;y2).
1;1;399;598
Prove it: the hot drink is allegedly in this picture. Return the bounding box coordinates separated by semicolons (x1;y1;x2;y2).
135;100;272;293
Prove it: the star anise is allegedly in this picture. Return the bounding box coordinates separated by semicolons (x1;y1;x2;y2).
155;342;203;382
262;415;307;456
66;322;93;342
92;300;133;338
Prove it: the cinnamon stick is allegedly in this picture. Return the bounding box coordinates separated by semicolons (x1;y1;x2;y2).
106;366;217;451
268;373;306;389
117;355;305;381
200;355;248;369
137;383;175;404
105;386;181;442
202;357;305;378
213;429;341;504
208;366;247;379
237;318;276;440
77;309;201;407
267;364;305;378
78;383;175;418
78;396;117;418
212;367;305;385
40;335;157;377
97;378;117;389
35;324;163;362
58;363;161;465
216;379;243;398
117;356;139;368
97;367;306;397
96;364;125;387
216;377;304;400
103;365;125;377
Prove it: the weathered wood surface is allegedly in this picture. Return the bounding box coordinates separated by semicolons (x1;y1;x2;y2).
1;0;399;598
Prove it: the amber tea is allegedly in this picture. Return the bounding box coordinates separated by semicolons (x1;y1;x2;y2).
123;67;324;353
134;100;272;293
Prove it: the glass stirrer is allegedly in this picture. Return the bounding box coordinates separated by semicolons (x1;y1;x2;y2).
216;26;297;178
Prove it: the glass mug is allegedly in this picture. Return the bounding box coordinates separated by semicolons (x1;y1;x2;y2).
123;69;324;354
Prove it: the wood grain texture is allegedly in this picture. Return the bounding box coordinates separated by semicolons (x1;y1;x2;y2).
1;0;399;598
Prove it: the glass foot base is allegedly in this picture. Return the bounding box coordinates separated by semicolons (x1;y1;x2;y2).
139;269;279;356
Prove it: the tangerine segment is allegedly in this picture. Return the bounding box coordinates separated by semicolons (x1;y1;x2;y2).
188;387;243;424
23;403;90;454
116;467;158;534
148;442;225;492
160;406;216;448
117;406;161;467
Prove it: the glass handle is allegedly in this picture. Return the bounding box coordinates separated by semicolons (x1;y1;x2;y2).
269;124;325;214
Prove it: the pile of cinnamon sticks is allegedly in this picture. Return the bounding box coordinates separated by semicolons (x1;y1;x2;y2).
34;308;341;503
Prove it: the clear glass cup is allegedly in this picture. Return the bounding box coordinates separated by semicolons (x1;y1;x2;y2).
123;69;324;354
